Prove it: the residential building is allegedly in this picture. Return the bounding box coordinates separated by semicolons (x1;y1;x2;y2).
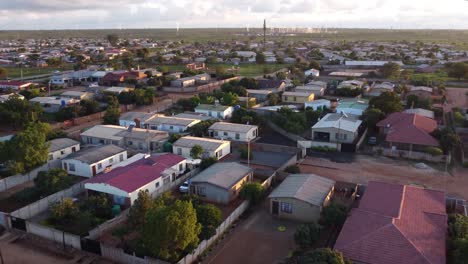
0;93;25;103
295;85;325;97
344;60;404;66
282;91;314;104
304;69;320;77
170;73;211;87
406;86;433;100
335;181;446;264
145;116;201;133
0;81;32;91
403;108;435;119
174;112;213;121
268;174;335;222
304;99;331;110
60;91;94;100
48;138;80;161
29;97;80;113
376;112;439;152
173;136;230;159
257;79;286;92
190;162;253;204
195;104;234;119
246;89;272;102
208;122;258;142
119;112;157;128
336;99;369;116
311;113;362;151
62;145;127;178
337;80;365;90
103;86;134;95
367;82;395;97
84;153;186;206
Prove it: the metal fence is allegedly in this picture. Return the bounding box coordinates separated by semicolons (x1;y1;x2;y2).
0;160;61;192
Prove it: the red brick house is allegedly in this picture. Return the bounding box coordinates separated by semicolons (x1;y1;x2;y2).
101;71;147;86
376;112;439;152
335;181;447;264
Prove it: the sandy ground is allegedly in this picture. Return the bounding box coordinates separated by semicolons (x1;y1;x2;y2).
205;202;298;264
299;155;468;200
444;87;468;112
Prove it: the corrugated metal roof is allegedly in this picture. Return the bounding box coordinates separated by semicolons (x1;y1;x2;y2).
64;145;125;164
80;125;126;141
190;162;253;189
195;104;232;112
312;113;362;132
173;136;229;151
209;122;258;133
146;116;200;126
268;174;335;206
48;138;80;152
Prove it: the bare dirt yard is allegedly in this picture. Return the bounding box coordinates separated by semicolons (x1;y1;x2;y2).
204;202;298;264
444;87;468;112
299;155;468;200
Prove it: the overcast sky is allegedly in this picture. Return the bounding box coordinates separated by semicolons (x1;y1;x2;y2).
0;0;467;30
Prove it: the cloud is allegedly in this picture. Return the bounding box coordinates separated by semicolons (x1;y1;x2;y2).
0;0;467;29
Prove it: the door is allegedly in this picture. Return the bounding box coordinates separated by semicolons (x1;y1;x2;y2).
92;165;97;176
272;201;279;215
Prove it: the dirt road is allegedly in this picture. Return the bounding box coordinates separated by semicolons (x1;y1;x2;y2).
299;155;468;200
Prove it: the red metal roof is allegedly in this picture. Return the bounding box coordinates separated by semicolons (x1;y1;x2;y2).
376;112;439;146
0;81;31;86
85;153;185;193
335;181;447;264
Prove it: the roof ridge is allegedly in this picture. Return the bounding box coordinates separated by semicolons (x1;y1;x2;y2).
393;223;432;264
396;185;406;219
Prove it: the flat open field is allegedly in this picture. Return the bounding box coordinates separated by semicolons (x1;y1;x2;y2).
299;155;468;200
1;28;467;49
3;65;74;79
163;63;288;77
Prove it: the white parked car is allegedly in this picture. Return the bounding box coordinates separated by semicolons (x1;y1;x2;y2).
179;181;190;193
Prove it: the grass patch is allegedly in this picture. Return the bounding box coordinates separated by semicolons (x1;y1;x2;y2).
3;65;74;79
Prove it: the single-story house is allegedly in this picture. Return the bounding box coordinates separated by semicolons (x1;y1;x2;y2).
0;81;32;91
257;79;286;92
80;125;169;152
367;82;394;97
174;112;213;121
403;108;435;119
103;86;134;95
208;122;258;142
29;97;80;113
173;136;231;159
60;91;94;100
190;162;253;204
119;111;157;128
335;181;447;264
304;99;331;111
336;99;369;116
145;116;201;133
282;91;314;104
84;153;186;206
304;69;320;77
311;113;362;151
48;138;80;161
0;93;25;103
195;104;234;120
62;145;127;178
376;112;439;152
295;85;325;97
268;174;335;222
337;80;365;90
246;89;272;102
406;86;433;100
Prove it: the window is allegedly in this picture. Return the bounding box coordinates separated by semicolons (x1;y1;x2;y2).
177;148;182;155
208;111;212;117
170;125;174;130
119;154;124;162
293;96;297;102
214;131;218;136
284;96;288;101
69;163;76;172
179;163;184;172
48;154;53;161
60;150;65;155
235;133;240;140
223;132;228;136
218;112;222;118
217;149;223;157
280;202;292;213
128;140;133;145
138;142;144;149
155;182;160;188
109;158;114;163
98;163;102;169
198;186;206;197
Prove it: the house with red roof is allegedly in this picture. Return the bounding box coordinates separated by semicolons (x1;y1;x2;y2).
0;81;33;91
84;153;186;206
334;181;447;264
101;71;146;86
376;112;439;152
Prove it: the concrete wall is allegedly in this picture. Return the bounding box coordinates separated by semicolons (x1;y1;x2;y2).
81;135;124;146
49;144;80;161
209;128;258;142
26;221;82;250
0;160;61;192
312;127;357;144
173;142;230;159
269;197;322;223
193;173;251;204
62;151;127;178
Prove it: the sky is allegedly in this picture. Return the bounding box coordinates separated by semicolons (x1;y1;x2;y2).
0;0;467;30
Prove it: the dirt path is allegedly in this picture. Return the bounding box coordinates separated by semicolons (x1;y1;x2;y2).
299;155;468;200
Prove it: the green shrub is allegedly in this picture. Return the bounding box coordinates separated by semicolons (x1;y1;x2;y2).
240;182;265;204
13;187;40;203
425;147;444;156
294;223;321;249
284;165;300;174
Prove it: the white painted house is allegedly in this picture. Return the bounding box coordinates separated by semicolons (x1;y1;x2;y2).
208;122;258;142
47;138;81;161
119;112;157;128
304;99;331;111
195;104;234;120
173;136;231;160
145;116;201;133
62;145;127;178
84;153;186;206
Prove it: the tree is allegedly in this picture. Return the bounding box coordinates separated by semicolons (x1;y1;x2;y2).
0;67;7;79
276;71;287;80
200;157;217;170
50;198;79;224
298;248;351;264
80;99;100;116
190;145;204;159
309;60;321;70
188;120;217;137
400;69;414;82
320;203;348;227
294;223;321;249
434;128;460;153
222;92;239;106
362;108;385;130
267;93;279;106
239;146;253;160
369;91;403;115
450;239;468;264
239;78;259;89
239;183;265;204
447;62;468;80
285;165;300;174
85;194;113;219
103;96;120;125
256;53;266;64
196;204;222;240
380;62;401;78
448;214;468;240
215;66;226;78
34;168;72;196
142;200;201;262
128;190;153;229
0;96;43;128
135;88;154;106
106;34;119;46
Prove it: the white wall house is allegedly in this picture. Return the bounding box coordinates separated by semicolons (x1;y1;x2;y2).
145;116;201;133
118;112;157;128
48;138;81;161
85;154;186;206
195;104;234;120
304;99;331;111
208;122;258;142
173;136;231;160
62;145;127;178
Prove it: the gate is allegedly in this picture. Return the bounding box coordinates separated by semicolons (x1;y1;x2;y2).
341;143;356;153
81;238;102;255
10;216;26;231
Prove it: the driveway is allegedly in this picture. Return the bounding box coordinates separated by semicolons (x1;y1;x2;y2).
205;202;298;264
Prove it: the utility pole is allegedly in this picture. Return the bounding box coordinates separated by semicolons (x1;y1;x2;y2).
263;19;267;51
